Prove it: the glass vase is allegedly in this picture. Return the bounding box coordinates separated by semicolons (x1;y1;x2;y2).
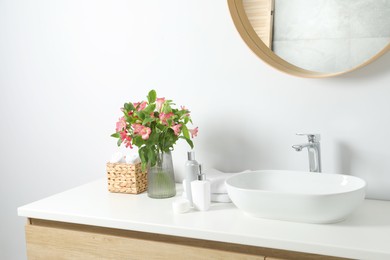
147;151;176;199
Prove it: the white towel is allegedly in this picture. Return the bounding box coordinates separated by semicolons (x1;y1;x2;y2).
125;153;141;164
206;168;250;194
182;168;250;203
183;190;231;203
182;179;231;203
109;152;126;163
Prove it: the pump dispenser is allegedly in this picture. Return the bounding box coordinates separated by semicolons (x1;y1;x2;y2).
190;164;211;211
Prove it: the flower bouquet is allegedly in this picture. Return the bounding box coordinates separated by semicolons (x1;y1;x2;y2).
111;89;198;198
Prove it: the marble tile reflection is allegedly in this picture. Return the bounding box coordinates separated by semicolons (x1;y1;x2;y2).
272;0;390;72
273;37;389;73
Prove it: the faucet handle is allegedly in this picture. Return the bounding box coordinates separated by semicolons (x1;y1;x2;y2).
296;133;321;142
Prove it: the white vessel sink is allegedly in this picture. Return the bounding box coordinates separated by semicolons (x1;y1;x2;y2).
226;170;366;224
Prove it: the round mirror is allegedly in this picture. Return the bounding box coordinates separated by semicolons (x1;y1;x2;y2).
228;0;390;77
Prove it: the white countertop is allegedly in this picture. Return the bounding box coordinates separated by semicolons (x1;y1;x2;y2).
18;178;390;260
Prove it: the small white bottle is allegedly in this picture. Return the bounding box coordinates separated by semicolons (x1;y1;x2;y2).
191;164;211;211
184;151;199;206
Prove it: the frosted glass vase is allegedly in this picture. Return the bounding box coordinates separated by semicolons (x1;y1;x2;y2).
147;151;176;199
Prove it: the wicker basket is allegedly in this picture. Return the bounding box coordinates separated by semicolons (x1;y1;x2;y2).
106;162;147;194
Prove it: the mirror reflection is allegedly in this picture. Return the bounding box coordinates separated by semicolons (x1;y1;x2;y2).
244;0;390;73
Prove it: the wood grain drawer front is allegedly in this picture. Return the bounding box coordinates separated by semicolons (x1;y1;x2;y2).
25;221;264;260
25;219;349;260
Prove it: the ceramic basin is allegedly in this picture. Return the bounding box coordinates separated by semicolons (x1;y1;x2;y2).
225;170;366;224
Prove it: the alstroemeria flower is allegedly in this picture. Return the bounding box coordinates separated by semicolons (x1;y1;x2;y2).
140;126;151;140
120;130;133;149
124;137;133;148
171;124;182;136
119;130;127;140
159;112;174;125
133;101;147;111
116;117;127;132
189;127;198;138
132;123;151;140
156;97;165;111
132;123;144;135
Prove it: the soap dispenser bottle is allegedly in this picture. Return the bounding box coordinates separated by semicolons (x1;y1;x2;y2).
191;164;210;211
184;151;199;205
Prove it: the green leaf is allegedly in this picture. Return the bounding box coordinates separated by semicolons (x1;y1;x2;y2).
185;138;194;149
111;132;120;138
142;117;155;125
147;90;157;104
146;130;159;145
159;128;177;151
138;147;147;170
124;102;135;111
143;104;156;114
148;148;156;167
162;103;172;113
181;124;190;139
135;111;146;120
133;135;144;147
124;113;133;123
156;123;165;131
117;138;123;147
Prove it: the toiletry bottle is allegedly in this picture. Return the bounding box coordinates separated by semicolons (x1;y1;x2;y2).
184;151;199;206
191;164;211;211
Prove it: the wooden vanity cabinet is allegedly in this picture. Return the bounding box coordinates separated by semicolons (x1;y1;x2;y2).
25;218;348;260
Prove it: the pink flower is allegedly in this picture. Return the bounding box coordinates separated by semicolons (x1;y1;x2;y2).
132;123;151;140
133;101;147;111
116;117;127;132
132;123;143;135
159;112;174;125
119;130;127;140
120;131;132;149
124;136;133;148
171;124;182;136
140;126;151;140
156;97;165;111
189;127;198;138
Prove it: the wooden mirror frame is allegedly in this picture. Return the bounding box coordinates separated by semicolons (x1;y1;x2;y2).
228;0;390;78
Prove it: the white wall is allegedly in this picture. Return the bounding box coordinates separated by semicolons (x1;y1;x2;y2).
0;0;389;259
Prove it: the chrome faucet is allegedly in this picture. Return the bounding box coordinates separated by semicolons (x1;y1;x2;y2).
292;133;322;173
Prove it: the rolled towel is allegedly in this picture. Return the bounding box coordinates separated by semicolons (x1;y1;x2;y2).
207;168;250;194
183;168;250;203
125;153;141;164
109;152;126;163
183;180;231;203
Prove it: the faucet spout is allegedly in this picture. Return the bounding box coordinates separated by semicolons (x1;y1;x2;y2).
292;143;311;152
293;134;322;173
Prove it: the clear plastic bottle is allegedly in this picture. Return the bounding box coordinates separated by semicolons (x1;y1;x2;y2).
184;151;199;206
